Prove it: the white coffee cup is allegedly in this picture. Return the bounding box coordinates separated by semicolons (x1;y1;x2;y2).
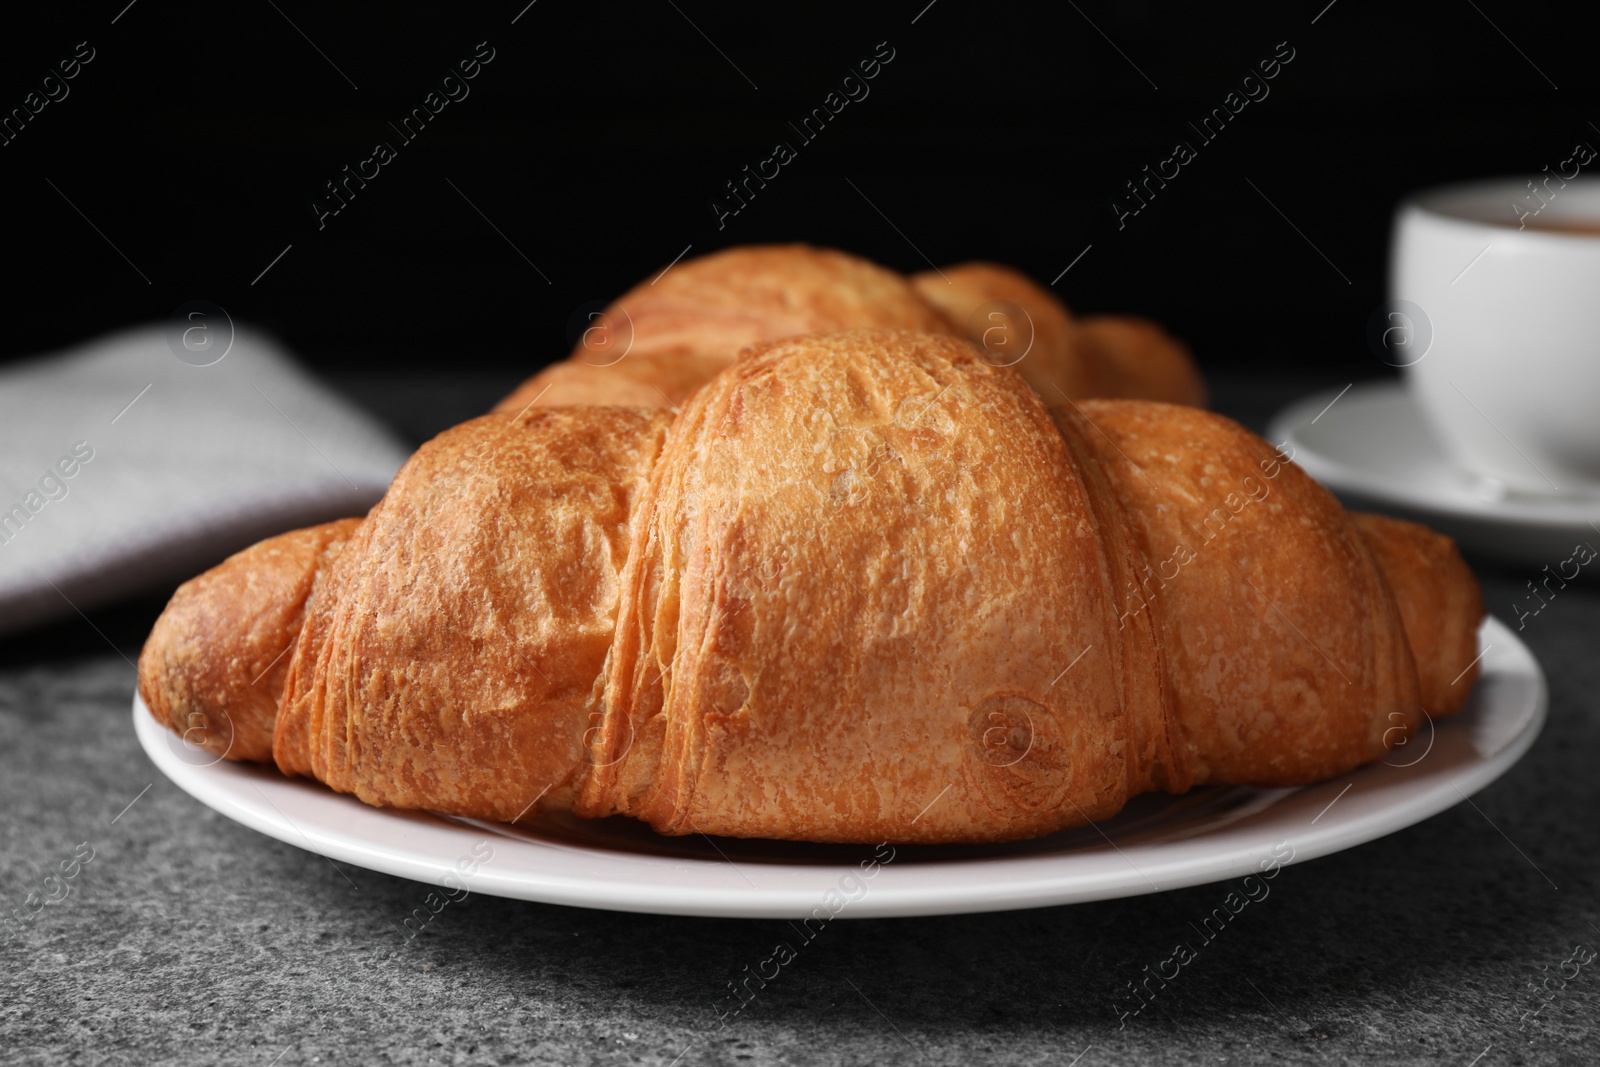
1392;175;1600;495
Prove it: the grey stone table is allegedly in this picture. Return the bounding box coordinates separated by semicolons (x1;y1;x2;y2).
2;372;1596;1066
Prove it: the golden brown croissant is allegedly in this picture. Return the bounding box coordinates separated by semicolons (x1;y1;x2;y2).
140;331;1480;844
910;263;1207;407
494;245;1203;413
496;245;957;411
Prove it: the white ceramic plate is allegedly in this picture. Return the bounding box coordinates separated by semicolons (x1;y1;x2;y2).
134;617;1544;919
1268;381;1600;566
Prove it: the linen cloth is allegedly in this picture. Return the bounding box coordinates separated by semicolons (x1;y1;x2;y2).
0;324;409;636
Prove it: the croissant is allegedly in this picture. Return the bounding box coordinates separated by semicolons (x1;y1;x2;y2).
494;245;1203;413
139;330;1481;844
910;263;1207;408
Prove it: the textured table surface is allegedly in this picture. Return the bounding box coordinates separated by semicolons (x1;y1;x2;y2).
2;373;1596;1066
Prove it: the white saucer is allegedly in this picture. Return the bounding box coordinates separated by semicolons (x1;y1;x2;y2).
1268;381;1600;566
132;618;1545;919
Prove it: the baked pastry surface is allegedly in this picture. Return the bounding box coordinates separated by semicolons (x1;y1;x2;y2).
141;331;1480;843
495;245;1203;413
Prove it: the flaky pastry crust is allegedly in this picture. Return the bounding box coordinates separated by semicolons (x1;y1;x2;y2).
141;331;1481;844
495;245;1203;414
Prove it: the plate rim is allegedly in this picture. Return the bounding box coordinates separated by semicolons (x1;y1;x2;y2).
133;616;1547;919
1267;380;1600;527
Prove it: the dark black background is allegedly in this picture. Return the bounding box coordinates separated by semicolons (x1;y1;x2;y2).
1;0;1590;383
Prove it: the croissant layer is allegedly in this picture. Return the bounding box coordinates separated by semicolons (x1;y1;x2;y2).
274;406;672;821
495;245;1202;414
496;245;958;412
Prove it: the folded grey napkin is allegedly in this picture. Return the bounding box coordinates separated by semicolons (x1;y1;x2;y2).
0;324;410;637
